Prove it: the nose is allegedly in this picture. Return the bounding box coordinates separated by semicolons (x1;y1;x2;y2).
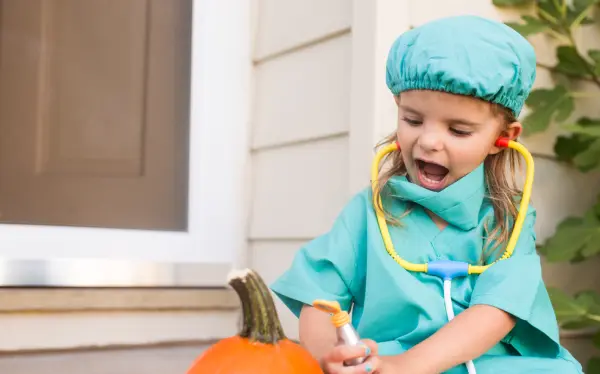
417;127;444;152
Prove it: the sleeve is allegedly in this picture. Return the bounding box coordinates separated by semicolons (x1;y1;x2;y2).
269;195;364;317
470;206;562;358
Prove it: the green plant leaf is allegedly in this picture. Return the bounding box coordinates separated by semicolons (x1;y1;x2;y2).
555;117;600;164
554;134;595;163
541;225;595;261
539;207;600;260
567;0;600;27
581;210;600;258
492;0;534;6
506;15;549;36
538;0;564;24
522;85;574;135
555;46;593;77
575;290;600;316
581;231;600;257
594;194;600;218
573;138;600;171
540;212;600;261
578;117;600;127
594;330;600;348
584;207;600;225
548;288;589;326
589;357;600;374
574;0;599;8
548;288;600;329
562;123;600;137
589;50;600;75
562;320;598;329
573;0;600;10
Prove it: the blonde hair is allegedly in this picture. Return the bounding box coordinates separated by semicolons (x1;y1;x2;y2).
373;101;522;265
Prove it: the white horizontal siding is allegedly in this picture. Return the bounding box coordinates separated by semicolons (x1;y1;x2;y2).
249;136;350;239
253;0;351;60
408;0;522;26
247;0;355;344
0;310;238;351
252;34;352;149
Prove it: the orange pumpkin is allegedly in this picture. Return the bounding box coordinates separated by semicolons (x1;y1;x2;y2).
186;268;323;373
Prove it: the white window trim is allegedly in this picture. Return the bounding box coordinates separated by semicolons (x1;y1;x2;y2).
0;0;251;287
349;0;411;195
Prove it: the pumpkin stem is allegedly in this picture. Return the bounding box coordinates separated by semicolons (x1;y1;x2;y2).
228;269;286;344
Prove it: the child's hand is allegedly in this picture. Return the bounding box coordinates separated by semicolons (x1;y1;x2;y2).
321;339;382;373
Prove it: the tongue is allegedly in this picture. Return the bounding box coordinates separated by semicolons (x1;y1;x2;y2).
422;162;447;180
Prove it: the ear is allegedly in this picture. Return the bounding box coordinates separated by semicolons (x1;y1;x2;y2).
489;122;522;155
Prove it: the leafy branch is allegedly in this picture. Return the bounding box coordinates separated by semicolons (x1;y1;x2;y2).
494;0;600;372
500;1;600;139
550;287;600;372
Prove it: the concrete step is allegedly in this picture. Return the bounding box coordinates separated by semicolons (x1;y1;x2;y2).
0;344;210;374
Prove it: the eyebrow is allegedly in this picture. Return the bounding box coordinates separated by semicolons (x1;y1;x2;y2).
399;105;422;115
447;118;481;127
399;105;481;127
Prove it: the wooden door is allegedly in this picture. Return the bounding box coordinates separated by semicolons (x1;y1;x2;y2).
0;0;191;231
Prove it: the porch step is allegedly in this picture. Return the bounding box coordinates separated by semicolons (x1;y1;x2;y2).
0;288;240;352
0;343;211;374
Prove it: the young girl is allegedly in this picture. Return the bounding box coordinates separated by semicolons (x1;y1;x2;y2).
270;15;583;374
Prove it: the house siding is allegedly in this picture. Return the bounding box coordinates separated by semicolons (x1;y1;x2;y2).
248;0;353;341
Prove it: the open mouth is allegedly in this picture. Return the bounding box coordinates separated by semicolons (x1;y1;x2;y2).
415;159;449;190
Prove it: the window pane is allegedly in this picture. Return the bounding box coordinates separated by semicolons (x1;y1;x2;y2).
0;0;192;231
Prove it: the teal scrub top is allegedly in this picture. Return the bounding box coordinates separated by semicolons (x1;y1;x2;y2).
270;163;583;373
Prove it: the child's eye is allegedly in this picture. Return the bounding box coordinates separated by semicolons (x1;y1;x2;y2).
403;117;422;126
450;128;472;136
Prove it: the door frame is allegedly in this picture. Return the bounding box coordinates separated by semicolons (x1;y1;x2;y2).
0;0;251;288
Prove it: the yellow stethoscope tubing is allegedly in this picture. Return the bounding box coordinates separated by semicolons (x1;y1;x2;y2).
370;138;534;275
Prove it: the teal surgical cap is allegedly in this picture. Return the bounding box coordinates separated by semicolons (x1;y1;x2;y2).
385;15;537;116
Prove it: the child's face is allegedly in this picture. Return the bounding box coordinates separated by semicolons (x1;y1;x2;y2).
395;90;521;191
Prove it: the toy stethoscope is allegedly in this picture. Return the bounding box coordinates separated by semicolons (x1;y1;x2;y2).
313;137;534;373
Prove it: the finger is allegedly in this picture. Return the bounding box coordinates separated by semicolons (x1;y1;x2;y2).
360;339;379;356
325;344;371;363
362;355;382;373
340;356;382;374
360;355;382;374
322;361;343;374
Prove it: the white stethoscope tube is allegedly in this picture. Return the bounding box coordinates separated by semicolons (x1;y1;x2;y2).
444;279;477;374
